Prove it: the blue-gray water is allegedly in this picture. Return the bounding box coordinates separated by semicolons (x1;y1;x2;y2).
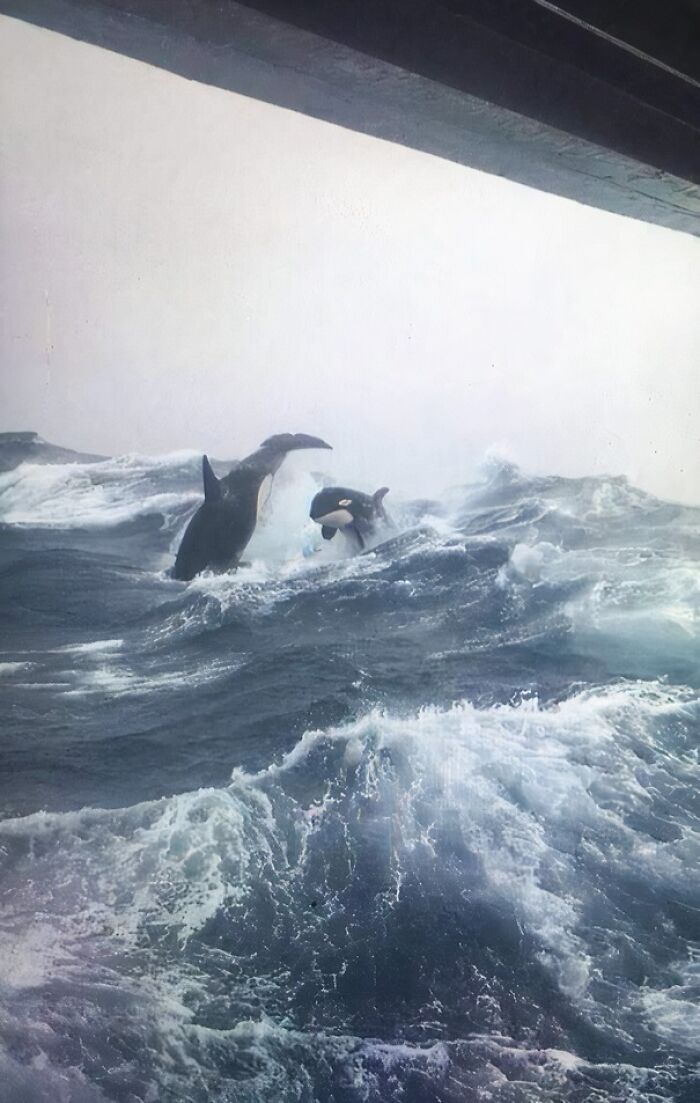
1;436;698;1102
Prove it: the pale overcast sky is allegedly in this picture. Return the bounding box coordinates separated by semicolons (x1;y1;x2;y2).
1;14;699;501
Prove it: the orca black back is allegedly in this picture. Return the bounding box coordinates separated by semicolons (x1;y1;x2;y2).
173;434;331;580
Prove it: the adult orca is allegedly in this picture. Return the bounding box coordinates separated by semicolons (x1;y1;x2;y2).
173;433;332;581
309;485;390;550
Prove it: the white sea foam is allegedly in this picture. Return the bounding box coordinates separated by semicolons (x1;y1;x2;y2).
2;647;240;698
58;638;124;654
500;537;700;664
63;658;241;697
0;452;200;528
0;661;35;676
641;959;700;1053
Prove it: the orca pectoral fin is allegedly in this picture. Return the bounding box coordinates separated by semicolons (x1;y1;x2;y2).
202;455;222;502
321;526;337;541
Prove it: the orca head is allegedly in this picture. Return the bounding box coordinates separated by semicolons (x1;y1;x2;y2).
309;487;356;530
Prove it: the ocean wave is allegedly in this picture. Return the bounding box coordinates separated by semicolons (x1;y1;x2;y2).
0;452;202;529
1;684;697;1100
2;444;699;1101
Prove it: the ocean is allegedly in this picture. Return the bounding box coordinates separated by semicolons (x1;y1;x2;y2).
0;433;698;1102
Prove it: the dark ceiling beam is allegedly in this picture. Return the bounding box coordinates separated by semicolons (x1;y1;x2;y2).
240;0;700;180
2;0;699;235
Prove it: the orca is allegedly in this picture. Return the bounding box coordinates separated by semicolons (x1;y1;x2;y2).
173;433;332;580
309;485;390;550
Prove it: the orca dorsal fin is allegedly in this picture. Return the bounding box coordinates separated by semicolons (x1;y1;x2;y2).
202;455;222;502
373;486;390;522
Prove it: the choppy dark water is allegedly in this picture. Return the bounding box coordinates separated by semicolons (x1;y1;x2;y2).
0;437;698;1102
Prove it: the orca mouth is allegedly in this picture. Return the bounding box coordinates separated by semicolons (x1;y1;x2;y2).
312;508;354;528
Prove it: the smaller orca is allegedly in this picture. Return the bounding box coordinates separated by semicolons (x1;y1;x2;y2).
309;485;390;550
